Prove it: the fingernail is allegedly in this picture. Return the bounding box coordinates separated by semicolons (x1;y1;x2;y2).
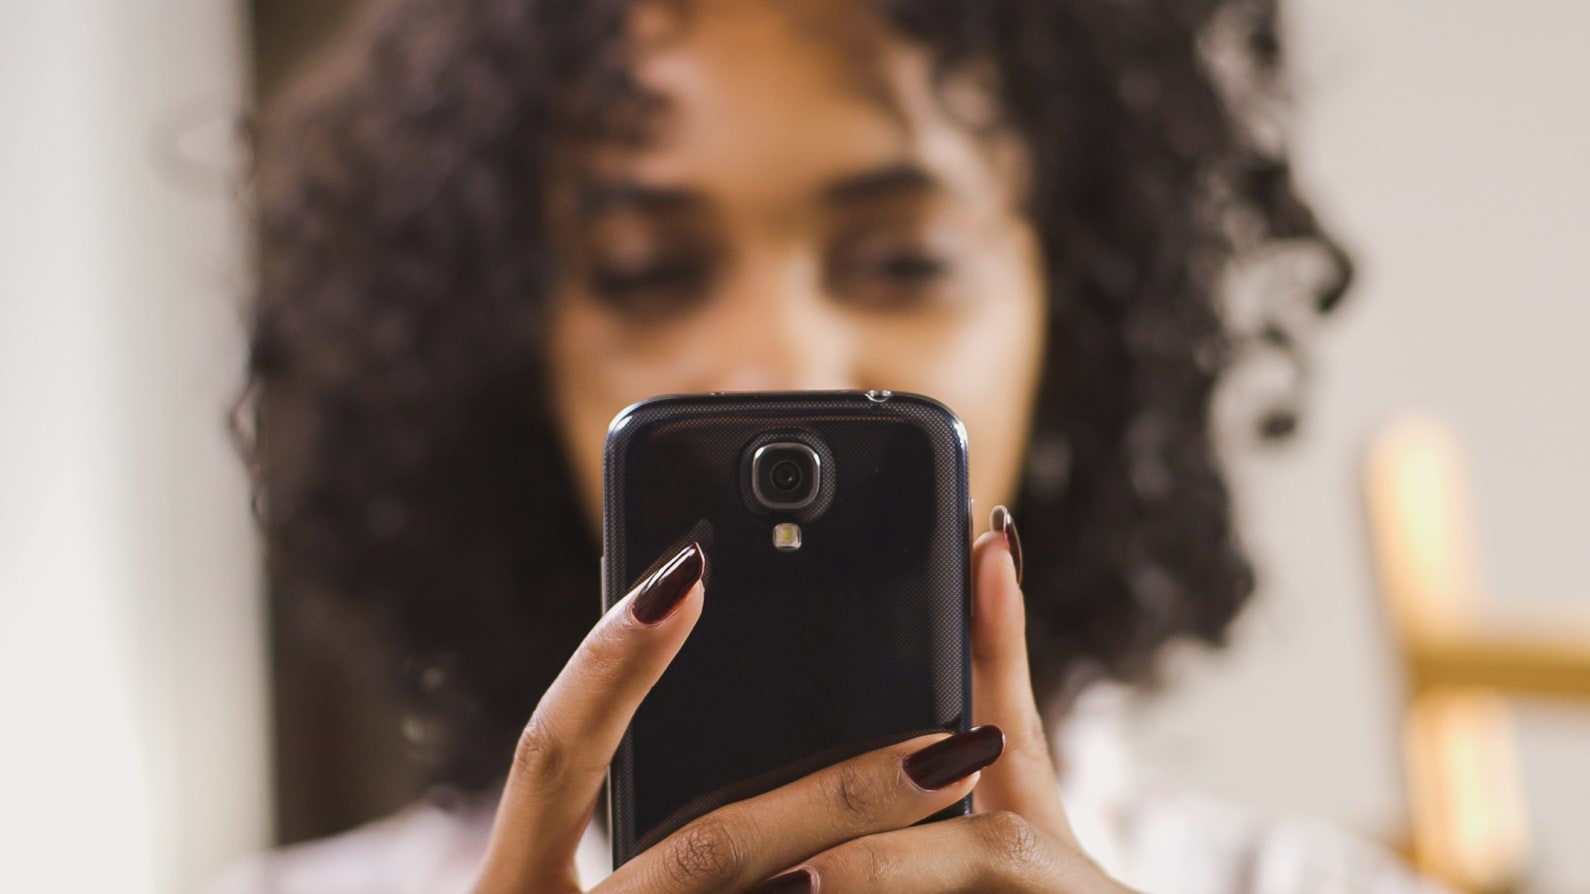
631;542;704;624
744;868;813;894
990;505;1023;585
903;725;1005;791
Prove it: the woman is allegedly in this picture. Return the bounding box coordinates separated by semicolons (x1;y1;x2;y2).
232;0;1435;891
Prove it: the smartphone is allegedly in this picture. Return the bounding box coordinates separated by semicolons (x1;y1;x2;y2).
601;390;973;865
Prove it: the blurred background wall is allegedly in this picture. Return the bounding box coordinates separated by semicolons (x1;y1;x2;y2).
0;1;1585;892
1132;2;1590;891
0;3;264;894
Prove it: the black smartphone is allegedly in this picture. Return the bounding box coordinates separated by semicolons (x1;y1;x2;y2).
601;390;973;865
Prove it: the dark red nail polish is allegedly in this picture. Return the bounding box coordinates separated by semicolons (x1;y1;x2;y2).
991;505;1023;585
744;868;813;894
631;542;704;624
903;725;1004;791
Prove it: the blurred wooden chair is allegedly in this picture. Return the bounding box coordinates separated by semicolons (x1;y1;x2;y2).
1364;415;1590;894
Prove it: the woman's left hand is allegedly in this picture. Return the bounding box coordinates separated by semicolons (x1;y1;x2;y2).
757;508;1133;893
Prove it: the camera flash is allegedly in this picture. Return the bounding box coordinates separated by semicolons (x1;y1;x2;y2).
772;523;802;551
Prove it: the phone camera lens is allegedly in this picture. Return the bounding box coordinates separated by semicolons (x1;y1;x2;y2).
751;442;822;510
771;460;802;491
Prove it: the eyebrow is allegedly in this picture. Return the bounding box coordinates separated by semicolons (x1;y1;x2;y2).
575;180;697;216
574;163;940;217
822;164;939;205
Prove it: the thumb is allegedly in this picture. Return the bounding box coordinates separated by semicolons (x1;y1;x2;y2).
969;507;1078;846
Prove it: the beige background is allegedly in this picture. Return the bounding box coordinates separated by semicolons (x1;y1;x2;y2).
1131;2;1590;892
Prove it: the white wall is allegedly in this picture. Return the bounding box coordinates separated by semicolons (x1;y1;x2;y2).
0;4;266;893
1130;1;1590;889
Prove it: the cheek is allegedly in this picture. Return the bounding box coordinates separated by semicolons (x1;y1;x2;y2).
548;290;767;527
546;294;643;529
854;227;1046;516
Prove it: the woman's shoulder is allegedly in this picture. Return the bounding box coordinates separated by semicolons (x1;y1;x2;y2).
203;800;495;894
1060;687;1449;894
204;793;614;894
1084;786;1449;894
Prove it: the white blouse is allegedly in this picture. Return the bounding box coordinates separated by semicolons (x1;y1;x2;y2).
208;688;1449;894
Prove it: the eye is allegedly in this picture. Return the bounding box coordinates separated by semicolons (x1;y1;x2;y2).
829;240;954;311
867;252;949;282
590;259;707;295
587;256;712;321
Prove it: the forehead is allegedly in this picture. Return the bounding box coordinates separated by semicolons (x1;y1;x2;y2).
585;0;991;204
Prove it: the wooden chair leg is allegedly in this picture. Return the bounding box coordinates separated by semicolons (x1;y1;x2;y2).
1404;690;1529;893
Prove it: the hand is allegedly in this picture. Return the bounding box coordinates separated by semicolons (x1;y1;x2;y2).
470;509;1133;893
735;509;1136;892
470;539;999;894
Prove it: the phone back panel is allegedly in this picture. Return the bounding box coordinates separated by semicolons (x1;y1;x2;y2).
603;391;972;864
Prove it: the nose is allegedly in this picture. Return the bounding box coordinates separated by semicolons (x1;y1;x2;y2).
694;250;857;392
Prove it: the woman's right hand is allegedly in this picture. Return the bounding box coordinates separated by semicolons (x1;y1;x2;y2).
469;541;1002;894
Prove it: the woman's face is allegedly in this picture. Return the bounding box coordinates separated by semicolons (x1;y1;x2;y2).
548;0;1047;528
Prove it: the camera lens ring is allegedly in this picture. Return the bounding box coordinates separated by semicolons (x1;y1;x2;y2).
751;442;822;510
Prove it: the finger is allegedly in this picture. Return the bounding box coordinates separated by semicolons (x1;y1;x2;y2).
594;726;1004;894
474;542;707;894
771;810;1119;894
970;507;1075;845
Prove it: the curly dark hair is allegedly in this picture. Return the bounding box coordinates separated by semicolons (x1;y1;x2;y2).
247;0;1349;823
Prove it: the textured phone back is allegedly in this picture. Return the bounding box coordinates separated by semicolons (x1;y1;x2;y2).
603;391;972;864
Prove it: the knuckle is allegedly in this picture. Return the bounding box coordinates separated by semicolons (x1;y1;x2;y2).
576;622;629;691
658;817;747;888
857;840;894;887
975;810;1042;872
825;759;887;824
821;838;894;889
512;712;566;784
1010;718;1052;761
